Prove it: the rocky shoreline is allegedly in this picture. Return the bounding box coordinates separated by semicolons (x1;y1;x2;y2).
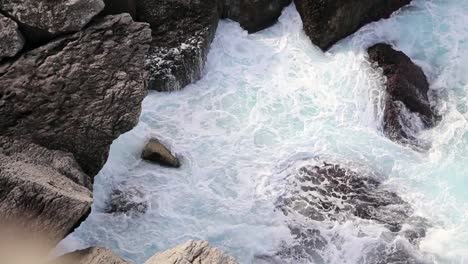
1;0;438;263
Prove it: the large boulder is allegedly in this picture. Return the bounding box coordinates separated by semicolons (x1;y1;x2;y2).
54;247;129;264
368;43;437;143
0;14;24;61
221;0;291;33
294;0;411;50
145;240;239;264
0;0;105;43
0;14;151;176
136;0;219;91
0;136;93;244
141;138;181;168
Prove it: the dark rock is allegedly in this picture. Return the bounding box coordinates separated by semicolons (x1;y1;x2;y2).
141;138;180;168
102;0;136;18
0;0;105;43
221;0;291;33
0;14;151;176
0;14;24;60
368;43;437;143
105;188;148;215
0;136;92;244
136;0;219;91
294;0;411;50
275;160;428;263
53;247;129;264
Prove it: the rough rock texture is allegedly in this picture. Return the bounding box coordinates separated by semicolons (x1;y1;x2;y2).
221;0;291;33
145;240;238;264
136;0;219;91
141;138;180;168
102;0;136;18
0;14;151;176
0;0;105;43
368;43;437;143
0;13;24;60
0;136;93;244
105;188;148;215
54;247;129;264
294;0;411;50
274;161;428;263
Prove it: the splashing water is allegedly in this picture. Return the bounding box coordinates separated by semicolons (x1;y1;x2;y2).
61;1;468;263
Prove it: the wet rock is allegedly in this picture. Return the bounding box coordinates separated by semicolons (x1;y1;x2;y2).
221;0;292;33
368;43;437;143
105;188;148;215
136;0;219;91
275;160;428;263
141;138;180;168
54;247;129;264
102;0;136;18
294;0;411;50
0;0;105;43
0;14;24;61
145;240;239;264
0;14;151;176
0;136;92;244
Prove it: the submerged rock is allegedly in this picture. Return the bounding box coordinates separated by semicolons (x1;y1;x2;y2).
0;0;105;43
54;247;129;264
0;136;92;244
105;188;148;215
294;0;411;50
145;240;238;264
0;14;151;176
221;0;291;33
141;138;181;168
136;0;219;91
0;14;24;61
368;43;437;143
275;160;429;263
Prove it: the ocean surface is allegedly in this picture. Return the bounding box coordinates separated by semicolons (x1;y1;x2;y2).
60;1;468;263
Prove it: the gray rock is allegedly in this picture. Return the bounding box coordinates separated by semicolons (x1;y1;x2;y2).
0;14;151;176
0;0;105;42
105;188;148;215
54;247;129;264
0;14;24;60
136;0;219;91
294;0;411;50
144;240;238;264
0;136;92;244
221;0;291;33
141;138;180;168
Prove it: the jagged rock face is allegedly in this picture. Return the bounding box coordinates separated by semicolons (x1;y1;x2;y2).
141;138;181;168
105;188;148;215
0;14;151;176
145;240;239;264
0;14;24;61
275;161;428;263
221;0;291;33
294;0;411;50
368;43;437;143
54;247;129;264
0;136;93;244
0;0;105;43
136;0;219;91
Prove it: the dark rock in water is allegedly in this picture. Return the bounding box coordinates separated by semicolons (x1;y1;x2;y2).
105;188;148;215
221;0;292;33
368;43;437;143
294;0;411;50
0;0;105;44
0;136;92;244
0;14;24;61
136;0;219;91
0;14;151;177
53;247;129;264
141;138;181;168
102;0;136;18
275;161;429;263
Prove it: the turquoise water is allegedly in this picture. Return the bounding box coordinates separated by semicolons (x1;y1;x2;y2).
62;1;468;263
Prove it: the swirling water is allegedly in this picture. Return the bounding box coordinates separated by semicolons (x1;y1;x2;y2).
61;1;468;263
